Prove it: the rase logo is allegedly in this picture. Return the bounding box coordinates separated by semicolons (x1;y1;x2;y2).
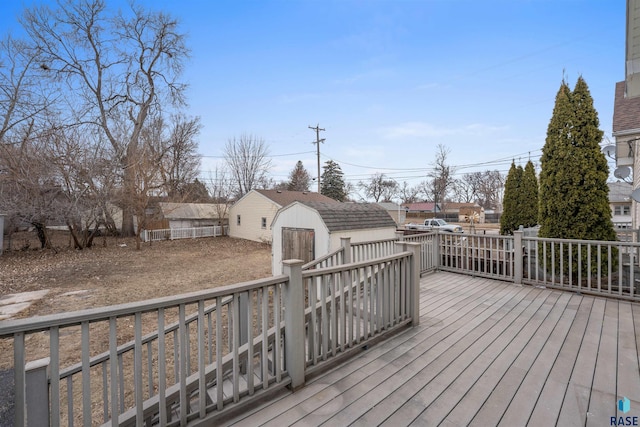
611;397;638;426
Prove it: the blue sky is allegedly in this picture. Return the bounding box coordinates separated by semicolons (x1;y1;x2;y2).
1;0;625;194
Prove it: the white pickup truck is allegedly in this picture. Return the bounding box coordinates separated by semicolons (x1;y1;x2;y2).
404;218;464;233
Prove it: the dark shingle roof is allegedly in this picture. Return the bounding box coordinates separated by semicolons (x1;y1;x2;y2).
301;202;397;231
613;81;640;134
255;189;338;207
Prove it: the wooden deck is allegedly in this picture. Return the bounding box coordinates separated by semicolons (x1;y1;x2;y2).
223;271;640;426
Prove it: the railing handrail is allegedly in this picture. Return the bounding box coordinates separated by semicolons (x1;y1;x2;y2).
302;251;412;278
524;235;639;246
302;247;344;270
0;275;287;336
350;237;399;247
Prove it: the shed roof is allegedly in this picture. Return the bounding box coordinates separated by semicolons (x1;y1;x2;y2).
158;202;223;220
254;189;338;207
613;81;640;134
301;202;397;232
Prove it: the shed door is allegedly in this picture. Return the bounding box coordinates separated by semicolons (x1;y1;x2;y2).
282;228;315;264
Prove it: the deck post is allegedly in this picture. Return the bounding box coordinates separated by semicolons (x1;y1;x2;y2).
514;231;523;284
25;357;50;427
282;259;306;391
405;243;421;326
340;237;351;264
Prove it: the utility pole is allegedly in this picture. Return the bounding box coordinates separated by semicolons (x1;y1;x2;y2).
309;124;325;193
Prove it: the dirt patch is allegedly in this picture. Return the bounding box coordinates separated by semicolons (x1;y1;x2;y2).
0;231;272;318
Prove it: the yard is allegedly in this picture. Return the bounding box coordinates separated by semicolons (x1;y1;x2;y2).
0;231;272;319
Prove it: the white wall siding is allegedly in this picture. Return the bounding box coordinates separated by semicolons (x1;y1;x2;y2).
271;205;329;274
229;192;281;243
329;228;398;249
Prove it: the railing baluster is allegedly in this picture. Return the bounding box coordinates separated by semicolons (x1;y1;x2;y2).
178;304;187;425
51;327;60;427
81;321;90;427
261;288;269;388
274;284;282;382
108;317;118;426
246;291;254;395
198;300;206;418
216;296;223;411
158;308;168;425
134;312;143;424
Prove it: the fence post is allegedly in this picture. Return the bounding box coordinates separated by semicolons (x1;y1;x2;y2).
25;357;50;427
340;237;351;264
513;231;523;284
395;231;405;242
406;243;421;326
282;259;305;391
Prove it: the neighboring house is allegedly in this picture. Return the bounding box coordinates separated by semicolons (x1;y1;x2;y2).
442;202;485;223
156;202;228;229
271;201;398;274
228;190;338;243
402;202;440;213
609;181;633;228
402;202;440;223
376;202;406;225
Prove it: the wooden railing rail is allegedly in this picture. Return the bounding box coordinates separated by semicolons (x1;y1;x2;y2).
1;244;422;426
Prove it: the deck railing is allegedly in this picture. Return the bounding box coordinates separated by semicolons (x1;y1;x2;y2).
302;245;420;377
522;235;640;300
0;244;421;426
142;226;227;242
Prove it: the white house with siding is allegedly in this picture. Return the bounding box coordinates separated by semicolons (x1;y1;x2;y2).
271;201;398;274
228;190;338;243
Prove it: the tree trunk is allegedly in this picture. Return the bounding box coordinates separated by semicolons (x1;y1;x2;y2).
33;222;51;249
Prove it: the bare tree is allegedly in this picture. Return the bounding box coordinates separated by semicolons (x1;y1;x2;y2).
206;167;233;235
398;181;420;204
0;35;49;145
358;173;398;202
160;114;202;199
22;0;189;236
224;134;272;198
452;170;504;209
421;144;455;213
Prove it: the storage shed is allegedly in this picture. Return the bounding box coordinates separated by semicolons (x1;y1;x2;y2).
271;201;398;274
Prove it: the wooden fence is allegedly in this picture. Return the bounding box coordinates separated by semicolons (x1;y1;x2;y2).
142;226;227;242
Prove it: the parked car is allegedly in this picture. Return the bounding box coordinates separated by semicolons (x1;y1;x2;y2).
404;218;464;233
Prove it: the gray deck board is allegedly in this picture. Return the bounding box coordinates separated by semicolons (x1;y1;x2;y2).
224;272;640;427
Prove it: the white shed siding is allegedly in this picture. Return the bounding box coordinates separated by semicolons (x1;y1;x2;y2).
271;206;329;274
329;228;397;249
229;192;281;243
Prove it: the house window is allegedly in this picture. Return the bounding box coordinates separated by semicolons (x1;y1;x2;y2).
237;214;241;226
261;217;267;229
615;205;631;215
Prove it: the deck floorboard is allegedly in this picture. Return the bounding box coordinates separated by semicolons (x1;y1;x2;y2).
224;272;640;427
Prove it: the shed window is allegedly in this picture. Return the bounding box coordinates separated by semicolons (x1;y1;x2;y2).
237;214;241;226
261;217;267;229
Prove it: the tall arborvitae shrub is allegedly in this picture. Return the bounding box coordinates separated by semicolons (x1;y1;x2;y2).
500;162;523;235
521;160;539;228
538;77;617;280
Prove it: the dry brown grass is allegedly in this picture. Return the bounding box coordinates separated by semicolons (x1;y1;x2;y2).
0;231;272;317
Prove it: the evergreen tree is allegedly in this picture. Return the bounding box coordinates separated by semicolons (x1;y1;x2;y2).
539;77;615;241
320;160;346;202
521;160;539;228
500;162;523;235
287;160;311;192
